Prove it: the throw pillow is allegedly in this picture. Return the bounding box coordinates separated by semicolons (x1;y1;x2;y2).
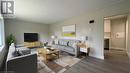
72;42;77;48
68;41;74;46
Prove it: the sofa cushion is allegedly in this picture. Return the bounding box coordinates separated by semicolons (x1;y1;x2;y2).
68;41;75;46
16;51;24;56
58;40;62;45
58;40;68;46
16;47;31;55
72;43;77;48
54;40;59;45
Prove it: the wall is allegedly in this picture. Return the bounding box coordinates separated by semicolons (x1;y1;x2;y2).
104;32;111;38
5;19;49;44
49;1;130;59
110;18;126;50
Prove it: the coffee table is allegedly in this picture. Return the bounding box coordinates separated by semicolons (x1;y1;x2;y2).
37;48;59;62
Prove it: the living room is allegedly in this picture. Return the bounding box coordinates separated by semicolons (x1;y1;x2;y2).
1;0;130;73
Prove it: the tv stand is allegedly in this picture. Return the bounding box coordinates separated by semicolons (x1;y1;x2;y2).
24;41;42;48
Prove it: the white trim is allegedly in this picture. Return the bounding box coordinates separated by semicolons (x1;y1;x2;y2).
125;18;129;58
110;47;126;50
0;45;5;52
89;54;104;60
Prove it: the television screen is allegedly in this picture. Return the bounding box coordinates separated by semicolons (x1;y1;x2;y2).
24;33;38;42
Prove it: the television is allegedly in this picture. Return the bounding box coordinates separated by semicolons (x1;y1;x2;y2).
24;33;38;42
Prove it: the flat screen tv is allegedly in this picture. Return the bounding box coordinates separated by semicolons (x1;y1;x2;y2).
24;33;38;42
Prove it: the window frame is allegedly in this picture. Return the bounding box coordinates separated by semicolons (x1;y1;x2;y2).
0;16;5;52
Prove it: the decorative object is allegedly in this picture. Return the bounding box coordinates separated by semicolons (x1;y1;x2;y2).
51;35;57;45
62;24;76;37
115;32;125;38
44;42;48;46
6;34;16;48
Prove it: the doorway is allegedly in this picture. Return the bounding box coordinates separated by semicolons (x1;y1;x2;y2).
104;14;129;62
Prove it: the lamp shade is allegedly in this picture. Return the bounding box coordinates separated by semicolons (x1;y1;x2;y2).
51;35;57;39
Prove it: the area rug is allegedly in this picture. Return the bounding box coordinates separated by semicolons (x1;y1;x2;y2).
37;52;81;73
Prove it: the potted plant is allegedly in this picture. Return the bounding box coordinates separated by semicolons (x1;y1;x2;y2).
6;34;16;48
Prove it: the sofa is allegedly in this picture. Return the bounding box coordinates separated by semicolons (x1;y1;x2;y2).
6;43;37;73
52;39;80;57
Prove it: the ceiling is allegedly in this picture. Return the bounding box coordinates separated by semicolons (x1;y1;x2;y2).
14;0;125;24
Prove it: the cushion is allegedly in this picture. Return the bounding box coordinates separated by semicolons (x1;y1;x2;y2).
68;41;77;48
58;40;68;46
58;40;62;45
63;41;68;46
17;50;24;56
68;41;74;46
72;43;77;48
54;40;59;45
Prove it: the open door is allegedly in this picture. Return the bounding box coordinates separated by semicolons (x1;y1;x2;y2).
104;14;129;60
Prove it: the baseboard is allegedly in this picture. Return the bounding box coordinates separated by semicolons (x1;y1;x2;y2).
89;54;104;60
110;47;126;50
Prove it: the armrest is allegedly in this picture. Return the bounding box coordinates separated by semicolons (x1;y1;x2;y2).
74;45;80;57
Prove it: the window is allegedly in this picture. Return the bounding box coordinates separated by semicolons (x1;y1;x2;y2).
0;24;2;46
0;17;4;48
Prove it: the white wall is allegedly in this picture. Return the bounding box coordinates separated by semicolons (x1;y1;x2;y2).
5;19;49;44
49;1;130;59
110;18;126;50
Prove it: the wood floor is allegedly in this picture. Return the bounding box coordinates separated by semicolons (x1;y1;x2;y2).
64;50;130;73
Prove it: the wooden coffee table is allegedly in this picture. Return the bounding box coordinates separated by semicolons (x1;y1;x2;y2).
37;48;59;62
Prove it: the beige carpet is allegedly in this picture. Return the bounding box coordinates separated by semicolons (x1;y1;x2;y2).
37;53;81;73
55;55;81;67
